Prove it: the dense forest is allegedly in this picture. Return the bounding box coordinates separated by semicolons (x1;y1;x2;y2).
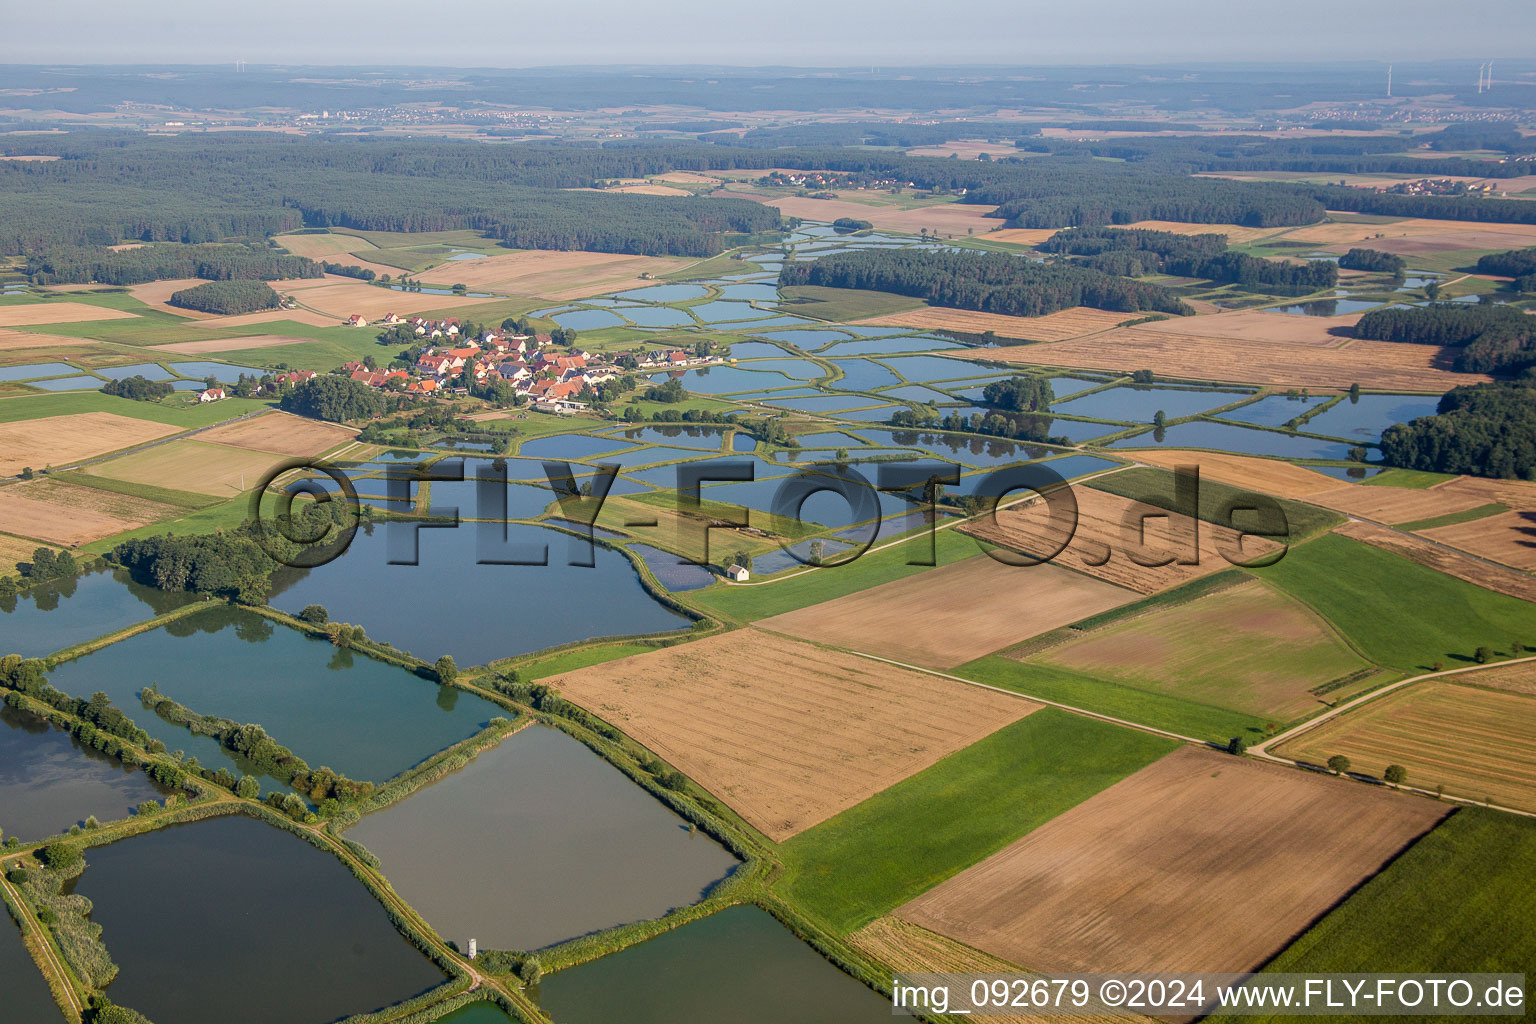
1476;247;1536;278
24;242;322;286
1354;304;1535;376
780;249;1191;317
6;133;1535;259
1039;226;1334;292
168;279;281;315
1338;248;1407;273
1379;380;1536;479
100;376;173;401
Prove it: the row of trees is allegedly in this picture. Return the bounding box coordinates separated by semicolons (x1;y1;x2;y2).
168;279;281;315
1379;380;1536;480
780;249;1191;317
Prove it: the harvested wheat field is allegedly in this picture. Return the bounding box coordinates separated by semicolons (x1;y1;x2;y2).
89;439;287;497
722;191;1002;236
1029;578;1378;720
196;411;355;457
415;250;692;300
906;141;1025;160
0;330;102;352
607;183;692;196
959;486;1280;594
1418;509;1536;571
856;306;1132;342
987;327;1483;391
851;917;1141;1024
0;532;58;574
1129;308;1361;346
897;745;1448;975
0;412;179;476
1333;520;1536;603
278;277;503;319
0;303;138;328
759;554;1136;669
1274;680;1536;813
0;477;180;545
1119;219;1293;245
272;231;378;259
1288;217;1536;255
654;171;723;185
1311;482;1491;523
1126;450;1344;500
543;628;1039;841
984;228;1060;246
1453;661;1536;697
1435;474;1536;512
150;334;313;355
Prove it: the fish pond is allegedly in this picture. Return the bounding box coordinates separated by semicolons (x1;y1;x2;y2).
72;814;447;1024
0;704;172;840
536;905;891;1024
0;566;197;659
268;521;690;665
347;726;739;951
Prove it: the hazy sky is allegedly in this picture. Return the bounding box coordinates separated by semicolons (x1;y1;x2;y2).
1;0;1527;66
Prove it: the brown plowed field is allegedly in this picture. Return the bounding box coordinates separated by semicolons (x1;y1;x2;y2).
855;306;1132;342
415;250;692;300
986;327;1484;390
0;477;180;544
1274;680;1536;813
196;411;355;457
0;303;138;328
1332;520;1536;603
758;554;1136;668
543;628;1039;841
1418;509;1536;571
0;412;179;476
850;917;1145;1024
958;486;1280;594
1124;450;1343;500
897;746;1448;974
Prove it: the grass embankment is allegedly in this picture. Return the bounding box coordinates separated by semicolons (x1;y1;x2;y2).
687;527;982;621
1249;533;1536;672
775;710;1177;934
1208;809;1536;1024
1087;466;1345;542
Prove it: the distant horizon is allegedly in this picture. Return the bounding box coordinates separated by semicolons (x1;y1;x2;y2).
2;0;1531;67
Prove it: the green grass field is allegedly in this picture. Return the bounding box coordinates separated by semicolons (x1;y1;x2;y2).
0;390;273;428
511;640;659;680
775;710;1177;934
1208;809;1536;1023
1088;466;1346;542
686;527;984;621
955;656;1265;743
1361;467;1459;489
777;285;925;323
1249;533;1536;672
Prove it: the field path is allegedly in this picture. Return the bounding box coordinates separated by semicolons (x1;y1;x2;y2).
1252;654;1536;820
0;861;84;1021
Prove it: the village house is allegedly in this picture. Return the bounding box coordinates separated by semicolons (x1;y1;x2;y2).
725;564;750;582
198;387;226;403
346;314;368;327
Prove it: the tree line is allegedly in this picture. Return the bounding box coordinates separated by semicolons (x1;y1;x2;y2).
780;248;1192;317
1338;248;1406;273
23;242;322;286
